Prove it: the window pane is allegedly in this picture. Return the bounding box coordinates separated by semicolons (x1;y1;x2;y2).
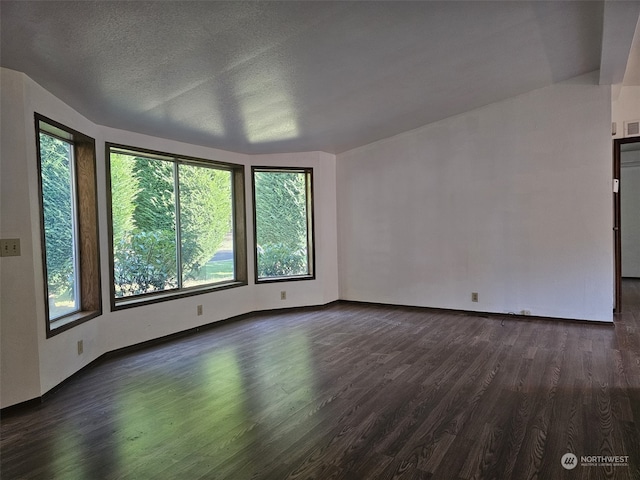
111;153;178;297
108;145;245;306
254;171;310;279
39;133;79;319
179;164;234;287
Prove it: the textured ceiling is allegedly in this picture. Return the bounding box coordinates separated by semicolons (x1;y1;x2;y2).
0;1;608;154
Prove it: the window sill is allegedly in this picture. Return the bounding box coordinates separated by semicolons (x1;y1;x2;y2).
112;280;247;311
48;310;101;338
256;274;315;284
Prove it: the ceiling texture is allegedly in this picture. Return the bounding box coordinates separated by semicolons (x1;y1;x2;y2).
1;1;639;155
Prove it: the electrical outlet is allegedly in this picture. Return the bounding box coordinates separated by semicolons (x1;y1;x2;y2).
0;238;21;257
197;305;203;316
280;291;286;300
471;292;478;302
77;340;83;355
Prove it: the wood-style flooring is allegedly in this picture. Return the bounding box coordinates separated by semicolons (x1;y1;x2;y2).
2;281;640;479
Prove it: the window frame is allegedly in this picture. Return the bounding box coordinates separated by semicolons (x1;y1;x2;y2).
35;113;102;337
106;143;247;311
251;166;316;284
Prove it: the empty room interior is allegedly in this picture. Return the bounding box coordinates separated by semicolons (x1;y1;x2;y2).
1;1;640;479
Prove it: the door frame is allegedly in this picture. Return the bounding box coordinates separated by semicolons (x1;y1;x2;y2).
614;137;640;314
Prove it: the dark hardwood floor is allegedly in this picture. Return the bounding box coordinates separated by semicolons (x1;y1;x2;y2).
2;281;640;479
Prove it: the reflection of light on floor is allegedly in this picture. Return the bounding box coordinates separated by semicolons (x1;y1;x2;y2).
114;347;250;475
52;425;86;480
255;331;314;431
202;348;246;426
200;348;256;468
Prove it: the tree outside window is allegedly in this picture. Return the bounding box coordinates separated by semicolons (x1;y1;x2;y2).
108;146;243;305
253;168;314;281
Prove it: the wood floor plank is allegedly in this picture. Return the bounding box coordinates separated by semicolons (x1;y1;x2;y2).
2;281;640;479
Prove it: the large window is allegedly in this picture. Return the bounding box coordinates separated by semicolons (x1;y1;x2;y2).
252;167;314;282
107;145;246;308
35;115;101;336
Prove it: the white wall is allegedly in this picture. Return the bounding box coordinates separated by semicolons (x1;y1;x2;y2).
0;68;339;408
621;153;640;277
0;70;42;406
612;85;640;139
337;76;613;321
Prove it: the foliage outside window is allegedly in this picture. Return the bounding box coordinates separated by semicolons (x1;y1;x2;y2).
253;168;314;281
35;115;101;336
39;132;79;318
108;145;245;307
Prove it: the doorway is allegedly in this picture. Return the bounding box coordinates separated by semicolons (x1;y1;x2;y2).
614;137;640;314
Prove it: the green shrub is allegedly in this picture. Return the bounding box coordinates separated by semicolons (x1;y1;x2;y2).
113;230;178;297
257;243;307;278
